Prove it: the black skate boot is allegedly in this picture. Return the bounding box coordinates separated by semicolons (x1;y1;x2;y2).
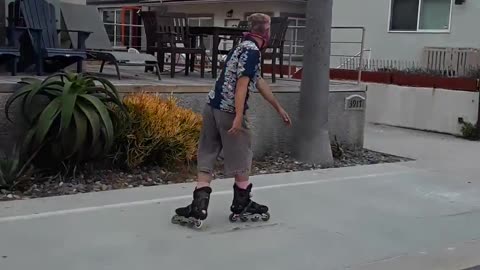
229;183;270;223
171;186;212;229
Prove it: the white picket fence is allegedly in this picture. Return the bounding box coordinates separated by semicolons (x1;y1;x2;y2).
338;47;480;78
422;47;480;77
340;57;421;72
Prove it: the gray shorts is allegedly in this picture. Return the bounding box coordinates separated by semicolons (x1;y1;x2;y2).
197;104;253;177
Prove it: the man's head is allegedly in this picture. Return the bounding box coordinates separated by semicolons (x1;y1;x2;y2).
246;13;271;49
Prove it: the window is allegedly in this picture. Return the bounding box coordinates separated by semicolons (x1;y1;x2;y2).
100;7;143;49
187;16;213;27
285;16;306;56
188;15;214;49
389;0;452;32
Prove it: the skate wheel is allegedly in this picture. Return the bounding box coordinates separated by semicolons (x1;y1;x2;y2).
240;216;248;222
261;212;270;221
229;213;238;222
251;215;260;222
172;215;189;226
193;220;203;229
171;215;180;224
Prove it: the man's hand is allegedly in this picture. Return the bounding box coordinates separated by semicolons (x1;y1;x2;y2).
257;78;292;127
277;106;292;126
228;115;243;135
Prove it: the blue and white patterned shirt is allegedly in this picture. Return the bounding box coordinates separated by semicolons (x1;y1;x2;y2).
207;37;261;114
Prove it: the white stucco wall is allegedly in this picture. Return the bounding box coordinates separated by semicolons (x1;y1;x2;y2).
332;0;480;61
366;83;479;135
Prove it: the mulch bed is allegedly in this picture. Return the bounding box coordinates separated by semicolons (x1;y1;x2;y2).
0;149;411;201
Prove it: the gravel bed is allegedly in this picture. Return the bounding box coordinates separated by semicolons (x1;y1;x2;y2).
0;148;411;201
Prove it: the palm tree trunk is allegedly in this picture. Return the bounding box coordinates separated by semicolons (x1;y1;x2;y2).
294;0;334;165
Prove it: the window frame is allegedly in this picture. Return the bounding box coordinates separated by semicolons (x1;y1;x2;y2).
187;13;214;27
387;0;453;33
99;7;144;49
280;13;306;56
187;14;214;49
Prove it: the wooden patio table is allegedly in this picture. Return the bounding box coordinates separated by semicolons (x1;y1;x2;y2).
190;26;246;78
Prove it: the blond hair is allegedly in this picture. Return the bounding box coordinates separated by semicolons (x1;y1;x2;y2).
247;13;271;35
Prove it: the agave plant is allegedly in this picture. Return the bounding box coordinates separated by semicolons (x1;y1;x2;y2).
0;145;34;188
4;72;126;167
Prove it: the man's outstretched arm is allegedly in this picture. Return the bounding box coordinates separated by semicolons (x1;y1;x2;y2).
256;78;292;126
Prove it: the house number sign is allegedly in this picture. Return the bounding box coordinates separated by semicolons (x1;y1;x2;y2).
345;94;365;111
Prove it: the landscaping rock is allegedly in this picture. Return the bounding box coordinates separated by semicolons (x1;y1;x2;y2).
0;148;411;201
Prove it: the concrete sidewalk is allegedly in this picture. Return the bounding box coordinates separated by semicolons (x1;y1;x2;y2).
0;125;479;270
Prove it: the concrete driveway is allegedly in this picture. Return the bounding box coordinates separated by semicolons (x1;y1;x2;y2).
0;125;480;270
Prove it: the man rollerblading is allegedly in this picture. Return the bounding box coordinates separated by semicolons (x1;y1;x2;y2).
172;13;291;229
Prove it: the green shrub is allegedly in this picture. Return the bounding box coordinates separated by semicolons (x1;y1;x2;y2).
113;93;202;169
461;121;479;140
5;72;126;169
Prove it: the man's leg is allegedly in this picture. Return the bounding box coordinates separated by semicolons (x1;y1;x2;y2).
196;105;223;187
213;109;253;182
234;174;251;189
172;105;221;226
214;110;269;221
196;172;213;188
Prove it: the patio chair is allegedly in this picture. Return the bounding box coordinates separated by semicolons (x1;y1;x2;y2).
0;25;25;76
218;20;249;56
60;2;160;80
140;11;157;73
261;17;289;83
141;12;206;78
8;0;90;75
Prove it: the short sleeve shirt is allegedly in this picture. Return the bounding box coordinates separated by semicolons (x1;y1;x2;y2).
207;37;261;114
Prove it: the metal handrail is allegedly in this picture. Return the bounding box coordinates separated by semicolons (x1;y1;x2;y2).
284;25;366;84
336;49;372;69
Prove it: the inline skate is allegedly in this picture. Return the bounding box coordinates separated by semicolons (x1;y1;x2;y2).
171;186;212;229
229;183;270;223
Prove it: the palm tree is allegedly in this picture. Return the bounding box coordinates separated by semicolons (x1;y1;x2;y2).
294;0;334;165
